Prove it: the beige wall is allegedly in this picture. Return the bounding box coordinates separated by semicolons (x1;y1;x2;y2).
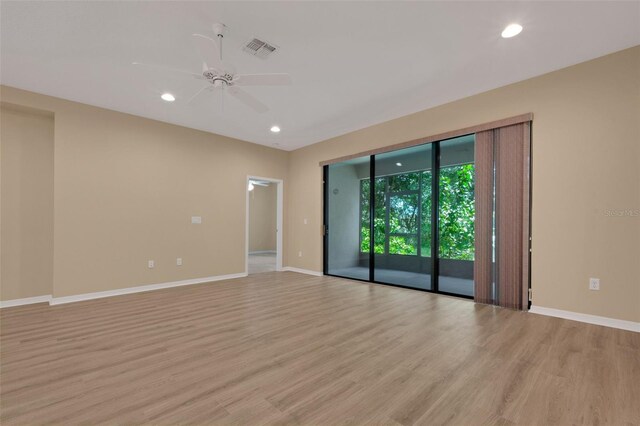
0;86;288;299
287;46;640;322
1;104;54;300
249;183;277;252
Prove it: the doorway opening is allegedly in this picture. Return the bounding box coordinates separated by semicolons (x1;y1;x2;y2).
246;176;283;274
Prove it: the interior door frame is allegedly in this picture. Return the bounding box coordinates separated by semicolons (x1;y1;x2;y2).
245;175;283;274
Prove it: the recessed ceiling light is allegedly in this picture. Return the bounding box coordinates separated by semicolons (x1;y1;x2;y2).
501;24;523;38
396;162;402;167
161;93;175;102
270;125;281;133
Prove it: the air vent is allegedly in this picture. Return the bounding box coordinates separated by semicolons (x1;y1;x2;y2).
242;38;277;59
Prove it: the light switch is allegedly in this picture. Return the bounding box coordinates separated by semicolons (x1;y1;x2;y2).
191;216;202;224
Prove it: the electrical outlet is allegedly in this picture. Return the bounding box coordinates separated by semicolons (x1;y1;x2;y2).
298;251;303;257
148;260;155;269
176;258;182;266
589;278;600;290
303;218;308;225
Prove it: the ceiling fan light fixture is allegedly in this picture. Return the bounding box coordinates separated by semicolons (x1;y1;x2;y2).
161;93;176;102
501;23;523;38
270;125;281;133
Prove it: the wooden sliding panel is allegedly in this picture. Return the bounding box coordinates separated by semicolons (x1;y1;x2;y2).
474;130;495;305
473;122;531;310
495;123;526;309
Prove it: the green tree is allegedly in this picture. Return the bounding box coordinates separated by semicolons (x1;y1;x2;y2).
438;164;475;260
360;164;474;260
360;178;387;254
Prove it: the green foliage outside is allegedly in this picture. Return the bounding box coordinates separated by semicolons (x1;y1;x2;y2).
438;164;475;260
360;164;475;260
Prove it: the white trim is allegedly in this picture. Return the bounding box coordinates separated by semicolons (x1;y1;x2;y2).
248;250;277;255
245;175;284;274
0;295;52;308
49;272;247;305
529;305;639;333
282;267;323;277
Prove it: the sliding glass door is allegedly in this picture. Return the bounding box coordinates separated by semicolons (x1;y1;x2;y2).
324;135;475;298
438;136;475;296
325;155;371;281
373;144;432;290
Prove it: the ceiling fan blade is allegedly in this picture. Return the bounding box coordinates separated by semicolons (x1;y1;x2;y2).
233;73;292;86
132;62;203;80
227;87;269;113
186;85;212;105
192;34;223;71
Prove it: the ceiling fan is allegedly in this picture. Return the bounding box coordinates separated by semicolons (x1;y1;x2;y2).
134;23;291;113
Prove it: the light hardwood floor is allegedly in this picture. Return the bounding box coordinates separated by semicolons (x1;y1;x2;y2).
1;272;638;425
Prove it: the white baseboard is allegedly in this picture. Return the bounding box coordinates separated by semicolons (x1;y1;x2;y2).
248;250;276;255
529;305;639;332
282;267;323;277
49;272;248;305
0;295;53;308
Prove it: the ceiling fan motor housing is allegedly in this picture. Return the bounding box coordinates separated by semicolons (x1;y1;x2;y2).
203;70;234;87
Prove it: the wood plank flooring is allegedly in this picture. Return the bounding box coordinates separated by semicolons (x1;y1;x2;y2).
1;272;638;425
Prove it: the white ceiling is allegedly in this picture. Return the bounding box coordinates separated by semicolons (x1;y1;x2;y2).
2;1;639;151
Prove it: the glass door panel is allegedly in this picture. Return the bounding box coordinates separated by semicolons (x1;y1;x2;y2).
324;134;476;299
373;144;432;289
437;135;475;296
326;156;370;280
